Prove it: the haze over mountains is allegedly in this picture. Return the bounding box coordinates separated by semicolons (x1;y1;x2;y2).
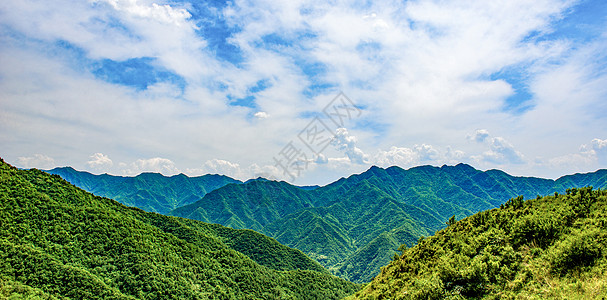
46;163;607;283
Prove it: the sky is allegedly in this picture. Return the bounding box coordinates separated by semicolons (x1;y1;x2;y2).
1;0;606;185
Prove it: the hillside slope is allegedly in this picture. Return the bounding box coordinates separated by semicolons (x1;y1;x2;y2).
45;167;241;215
351;187;607;299
171;164;607;283
0;159;358;299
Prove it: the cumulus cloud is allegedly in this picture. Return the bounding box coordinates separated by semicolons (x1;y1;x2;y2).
468;129;491;143
201;158;242;176
470;130;525;165
445;146;466;162
331;128;369;164
539;138;606;171
103;0;192;26
485;137;525;164
373;143;448;168
314;153;328;164
249;163;283;181
254;111;269;119
16;154;55;169
579;138;607;163
121;157;180;175
583;138;607;153
1;0;606;184
185;159;287;181
374;146;419;167
414;144;440;161
87;153;113;169
545;153;596;170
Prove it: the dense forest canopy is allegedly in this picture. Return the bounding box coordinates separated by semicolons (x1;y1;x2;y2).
48;164;607;283
0;158;358;299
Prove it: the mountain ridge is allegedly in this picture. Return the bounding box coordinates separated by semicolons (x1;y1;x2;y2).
171;164;607;283
45;166;243;214
43;163;607;283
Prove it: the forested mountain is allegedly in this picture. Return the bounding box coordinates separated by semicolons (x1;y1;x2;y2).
45;167;241;214
171;164;607;283
0;159;358;299
43;163;607;283
351;187;607;299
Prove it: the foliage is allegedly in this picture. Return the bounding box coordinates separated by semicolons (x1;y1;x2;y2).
171;164;607;283
0;158;358;299
351;187;607;299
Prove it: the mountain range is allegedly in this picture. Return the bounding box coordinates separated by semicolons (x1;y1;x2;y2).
46;163;607;283
1;158;357;299
45;166;241;215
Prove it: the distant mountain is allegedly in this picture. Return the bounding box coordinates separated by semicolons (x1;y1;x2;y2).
0;159;358;299
350;187;607;299
171;163;607;283
45;167;241;214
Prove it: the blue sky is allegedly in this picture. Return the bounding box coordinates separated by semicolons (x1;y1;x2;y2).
1;0;606;185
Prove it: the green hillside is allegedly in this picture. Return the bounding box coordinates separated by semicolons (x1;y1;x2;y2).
171;164;607;283
0;159;358;299
45;167;241;215
351;187;607;299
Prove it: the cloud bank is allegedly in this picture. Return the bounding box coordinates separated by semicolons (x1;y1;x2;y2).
1;0;606;184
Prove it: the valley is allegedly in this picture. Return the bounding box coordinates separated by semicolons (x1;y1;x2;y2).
47;163;607;283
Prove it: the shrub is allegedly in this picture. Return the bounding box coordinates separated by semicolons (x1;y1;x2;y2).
551;230;602;275
511;214;561;249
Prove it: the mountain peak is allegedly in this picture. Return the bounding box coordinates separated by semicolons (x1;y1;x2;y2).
439;163;478;174
244;177;272;184
48;166;78;172
135;172;169;180
364;165;388;177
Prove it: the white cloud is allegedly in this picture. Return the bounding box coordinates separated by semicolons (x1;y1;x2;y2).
200;158;242;176
16;154;55;169
122;157;180;175
254;111;269;119
372;143;450;168
587;138;607;152
103;0;192;26
1;0;606;184
545;153;596;170
87;153;113;169
414;144;440;162
314;153;328;164
487;137;526;164
581;138;607;163
374;146;419;167
445;146;466;162
248;163;283;181
331;128;369;164
468;129;491;143
539;138;605;170
470;130;525;165
185;158;287;181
